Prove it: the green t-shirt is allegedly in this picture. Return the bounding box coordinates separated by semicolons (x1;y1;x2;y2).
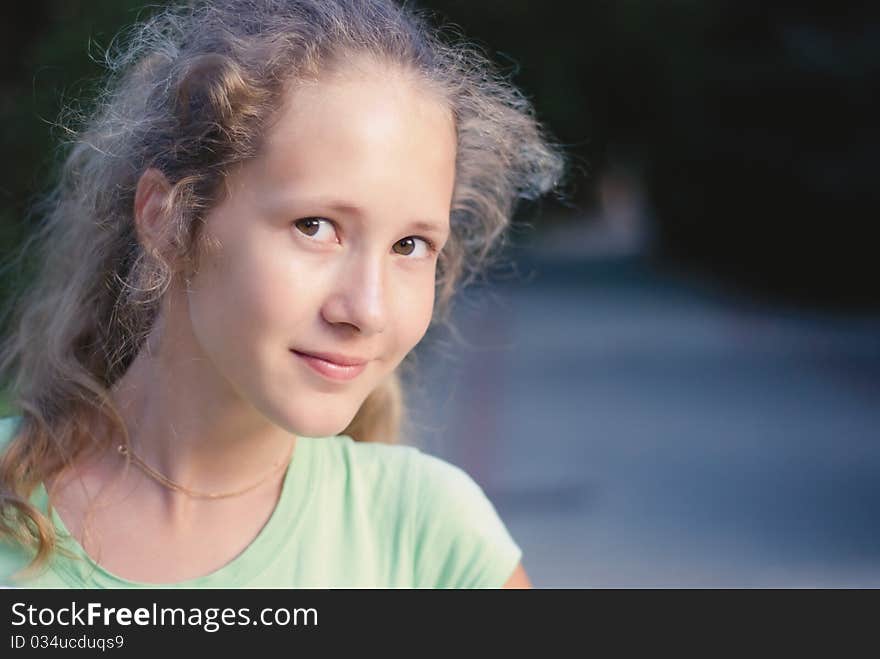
0;416;521;588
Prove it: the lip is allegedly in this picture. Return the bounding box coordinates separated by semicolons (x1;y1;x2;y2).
291;349;368;381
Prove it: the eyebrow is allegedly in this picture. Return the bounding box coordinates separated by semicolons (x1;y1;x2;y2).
318;199;449;237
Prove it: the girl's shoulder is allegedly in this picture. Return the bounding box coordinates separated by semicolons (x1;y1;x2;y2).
0;416;23;453
0;415;48;586
317;434;488;505
313;434;510;537
324;436;521;588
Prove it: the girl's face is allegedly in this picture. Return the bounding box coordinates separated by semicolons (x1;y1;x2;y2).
184;68;456;438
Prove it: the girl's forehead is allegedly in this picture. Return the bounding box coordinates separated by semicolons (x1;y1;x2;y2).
229;69;457;221
253;72;455;178
280;69;452;135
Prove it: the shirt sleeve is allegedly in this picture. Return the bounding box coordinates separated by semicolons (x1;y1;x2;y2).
410;451;523;588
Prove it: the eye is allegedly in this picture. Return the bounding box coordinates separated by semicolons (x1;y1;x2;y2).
392;236;435;258
293;217;338;243
294;218;435;258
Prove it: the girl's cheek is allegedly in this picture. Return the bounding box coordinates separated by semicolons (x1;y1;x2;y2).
400;279;436;343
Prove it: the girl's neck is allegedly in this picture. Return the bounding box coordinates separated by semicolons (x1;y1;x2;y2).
104;286;297;505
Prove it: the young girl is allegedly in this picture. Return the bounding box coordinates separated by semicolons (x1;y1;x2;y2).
0;0;563;588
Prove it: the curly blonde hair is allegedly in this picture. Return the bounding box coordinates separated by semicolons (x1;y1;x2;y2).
0;0;564;574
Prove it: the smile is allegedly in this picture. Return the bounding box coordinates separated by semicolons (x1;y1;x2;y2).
291;350;368;381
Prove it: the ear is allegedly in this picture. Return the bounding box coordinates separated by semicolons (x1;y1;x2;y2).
133;168;173;258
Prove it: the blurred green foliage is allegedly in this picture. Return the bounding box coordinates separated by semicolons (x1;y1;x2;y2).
1;0;155;319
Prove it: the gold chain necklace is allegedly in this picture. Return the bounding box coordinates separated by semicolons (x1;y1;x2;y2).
116;444;290;500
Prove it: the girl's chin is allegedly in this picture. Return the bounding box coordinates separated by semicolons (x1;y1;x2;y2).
300;424;350;438
253;401;353;439
282;413;355;439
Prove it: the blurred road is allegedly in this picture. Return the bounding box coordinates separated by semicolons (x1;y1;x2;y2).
407;253;880;587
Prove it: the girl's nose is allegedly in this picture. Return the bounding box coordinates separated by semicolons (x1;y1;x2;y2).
320;255;388;336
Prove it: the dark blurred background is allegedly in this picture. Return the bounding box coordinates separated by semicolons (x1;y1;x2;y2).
2;1;878;308
1;1;878;586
